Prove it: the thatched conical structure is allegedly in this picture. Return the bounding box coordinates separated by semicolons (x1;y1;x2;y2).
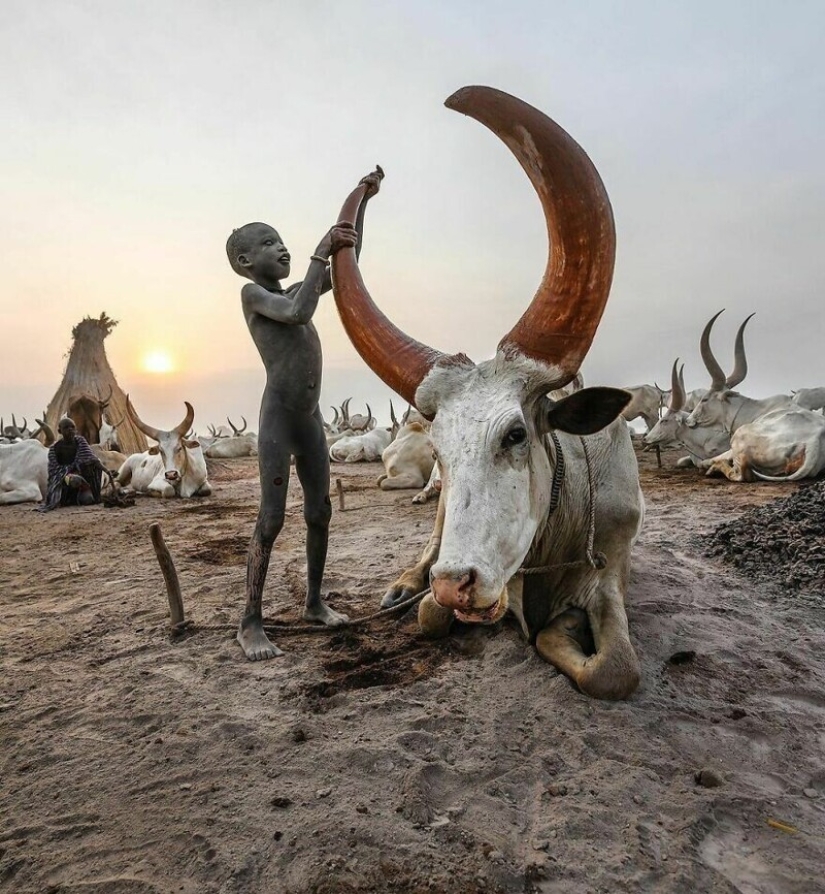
44;313;148;456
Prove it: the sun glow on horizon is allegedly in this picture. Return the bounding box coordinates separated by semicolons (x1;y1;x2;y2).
141;350;175;374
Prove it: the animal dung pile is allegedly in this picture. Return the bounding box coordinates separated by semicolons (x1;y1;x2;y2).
706;480;825;604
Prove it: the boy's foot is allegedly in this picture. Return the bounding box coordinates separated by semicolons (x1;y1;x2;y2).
303;601;349;627
237;619;283;660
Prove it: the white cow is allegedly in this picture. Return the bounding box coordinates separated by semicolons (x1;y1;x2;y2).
116;400;212;498
620;384;666;432
686;311;793;435
329;427;392;462
97;413;122;451
700;407;825;482
0;439;49;504
378;421;435;490
791;388;825;412
644;361;730;467
204;416;258;458
332;86;645;700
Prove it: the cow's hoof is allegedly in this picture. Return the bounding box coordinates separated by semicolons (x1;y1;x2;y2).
418;593;454;638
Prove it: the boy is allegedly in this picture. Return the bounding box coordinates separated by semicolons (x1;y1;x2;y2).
226;168;382;660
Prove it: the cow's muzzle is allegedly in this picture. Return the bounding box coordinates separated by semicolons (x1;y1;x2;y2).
164;470;181;482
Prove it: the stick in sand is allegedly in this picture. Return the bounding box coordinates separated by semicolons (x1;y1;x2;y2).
336;478;345;511
149;522;187;631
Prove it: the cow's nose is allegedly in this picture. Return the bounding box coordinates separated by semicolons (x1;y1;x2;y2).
431;569;477;610
165;470;180;481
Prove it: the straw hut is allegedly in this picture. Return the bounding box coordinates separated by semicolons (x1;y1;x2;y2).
44;313;148;456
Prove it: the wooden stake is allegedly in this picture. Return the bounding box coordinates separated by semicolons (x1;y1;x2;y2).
655;445;662;469
149;522;186;630
336;478;345;511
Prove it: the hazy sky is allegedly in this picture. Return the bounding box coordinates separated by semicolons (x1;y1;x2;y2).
2;1;823;431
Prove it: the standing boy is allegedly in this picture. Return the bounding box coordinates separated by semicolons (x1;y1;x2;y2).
226;168;382;660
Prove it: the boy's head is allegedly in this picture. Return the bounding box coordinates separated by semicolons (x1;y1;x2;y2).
226;223;291;283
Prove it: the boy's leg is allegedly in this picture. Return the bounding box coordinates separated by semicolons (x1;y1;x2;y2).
237;437;291;660
294;412;347;626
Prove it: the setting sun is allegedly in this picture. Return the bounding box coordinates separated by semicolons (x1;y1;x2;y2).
141;350;175;374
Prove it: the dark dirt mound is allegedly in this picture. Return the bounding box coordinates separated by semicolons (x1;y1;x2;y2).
705;480;825;605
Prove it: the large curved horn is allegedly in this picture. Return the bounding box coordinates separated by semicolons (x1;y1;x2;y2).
668;359;684;412
239;416;247;434
331;406;340;426
330;183;448;408
175;402;195;436
725;313;755;388
125;395;161;441
699;309;727;391
365;404;373;427
341;397;352;423
448;87;616;382
34;418;55;447
227;416;240;435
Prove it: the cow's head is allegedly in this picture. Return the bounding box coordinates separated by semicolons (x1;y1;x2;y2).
126;397;201;487
644;359;686;448
331;86;629;618
685;311;754;429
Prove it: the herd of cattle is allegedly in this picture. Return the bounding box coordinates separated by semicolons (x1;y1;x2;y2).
1;309;823;508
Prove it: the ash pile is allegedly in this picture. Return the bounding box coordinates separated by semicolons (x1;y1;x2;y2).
705;481;825;606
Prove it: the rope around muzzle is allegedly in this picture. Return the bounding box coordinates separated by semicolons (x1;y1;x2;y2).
517;433;607;575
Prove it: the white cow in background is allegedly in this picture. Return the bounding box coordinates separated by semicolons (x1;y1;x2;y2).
378;404;435;490
0;419;52;505
700;406;825;482
117;399;212;498
620;385;666;432
644;360;730;467
329;427;392;462
792;388;825;412
204;416;258;458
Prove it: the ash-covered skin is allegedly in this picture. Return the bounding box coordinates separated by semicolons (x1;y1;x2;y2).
227;169;382;661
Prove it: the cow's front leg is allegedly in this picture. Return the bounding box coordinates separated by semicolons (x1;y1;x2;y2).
535;571;640;701
196;481;213;496
381;490;445;608
148;480;176;498
417;592;454;637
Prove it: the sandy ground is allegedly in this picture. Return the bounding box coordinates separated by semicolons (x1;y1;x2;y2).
1;443;824;894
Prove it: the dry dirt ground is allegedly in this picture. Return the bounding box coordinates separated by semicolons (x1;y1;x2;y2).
1;444;824;894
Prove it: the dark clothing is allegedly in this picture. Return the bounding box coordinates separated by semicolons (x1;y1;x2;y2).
39;435;104;512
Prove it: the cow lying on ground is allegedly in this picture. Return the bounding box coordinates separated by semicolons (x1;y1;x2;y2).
332;86;644;700
700;406;825;482
116;399;212;498
0;439;49;504
378;407;435;491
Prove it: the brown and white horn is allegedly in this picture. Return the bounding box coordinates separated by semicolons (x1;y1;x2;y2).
699;309;727;391
447;87;617;383
126;395;161;441
725;313;755;389
331;179;449;408
331;86;616;401
668;359;685;412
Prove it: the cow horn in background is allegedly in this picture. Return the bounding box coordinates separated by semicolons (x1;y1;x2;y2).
97;384;113;411
239;416;247;434
341;398;352;425
699;309;727;392
330;406;340;427
668;359;685;412
447;86;616;384
365;404;373;427
330;182;448;408
34;418;56;446
227;416;240;435
126;395;161;441
390;401;398;428
725;313;755;389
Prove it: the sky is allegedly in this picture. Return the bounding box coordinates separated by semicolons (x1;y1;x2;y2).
2;0;823;432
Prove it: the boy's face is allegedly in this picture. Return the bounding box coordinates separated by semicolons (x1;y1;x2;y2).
238;224;291;281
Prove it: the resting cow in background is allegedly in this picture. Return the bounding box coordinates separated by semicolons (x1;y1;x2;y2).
644;360;730;467
117;400;212;498
0;421;53;505
332;86;644;700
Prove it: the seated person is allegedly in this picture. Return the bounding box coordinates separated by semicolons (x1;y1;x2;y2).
38;416;113;512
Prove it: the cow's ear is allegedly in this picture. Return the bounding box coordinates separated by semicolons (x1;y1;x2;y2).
183;439;199;448
542;387;631;436
148;445;160;455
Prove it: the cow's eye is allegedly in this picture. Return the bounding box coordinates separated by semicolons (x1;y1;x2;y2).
502;426;527;448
